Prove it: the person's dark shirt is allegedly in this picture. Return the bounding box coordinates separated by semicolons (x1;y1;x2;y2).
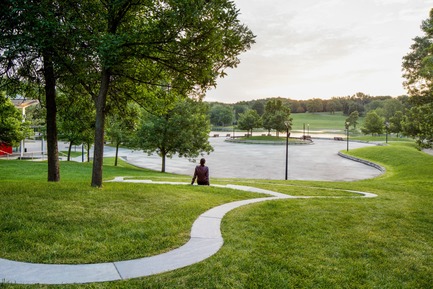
192;165;209;185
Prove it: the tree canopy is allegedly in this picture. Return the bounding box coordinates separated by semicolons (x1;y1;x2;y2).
237;109;262;136
402;8;433;147
1;0;255;186
135;98;213;172
361;111;384;136
0;94;28;146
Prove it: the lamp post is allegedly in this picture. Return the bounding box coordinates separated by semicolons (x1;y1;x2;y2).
345;121;350;152
233;109;236;138
303;123;305;139
385;121;389;144
285;120;290;180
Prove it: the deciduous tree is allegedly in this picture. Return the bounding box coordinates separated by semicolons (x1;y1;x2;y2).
210;104;233;127
237;109;262;137
402;8;433;147
135;98;213;173
361;111;384;136
106;102;139;166
0;93;29;146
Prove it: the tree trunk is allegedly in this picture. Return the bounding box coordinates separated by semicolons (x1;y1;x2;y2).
161;151;166;173
43;51;60;182
67;142;73;161
91;69;110;187
115;142;120;166
86;143;91;162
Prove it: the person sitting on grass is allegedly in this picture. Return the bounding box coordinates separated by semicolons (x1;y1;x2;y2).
191;158;210;186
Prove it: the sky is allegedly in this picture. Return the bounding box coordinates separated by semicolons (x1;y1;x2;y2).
205;0;433;103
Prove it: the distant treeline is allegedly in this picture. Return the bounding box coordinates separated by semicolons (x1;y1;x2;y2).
208;92;410;127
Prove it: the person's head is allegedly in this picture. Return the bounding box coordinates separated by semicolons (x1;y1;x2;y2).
200;158;206;166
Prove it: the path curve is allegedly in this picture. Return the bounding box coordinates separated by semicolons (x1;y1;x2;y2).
0;179;377;285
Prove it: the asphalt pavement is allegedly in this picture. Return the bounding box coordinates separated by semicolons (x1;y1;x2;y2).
106;136;382;181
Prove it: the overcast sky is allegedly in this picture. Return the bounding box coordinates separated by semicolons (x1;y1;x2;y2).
205;0;433;103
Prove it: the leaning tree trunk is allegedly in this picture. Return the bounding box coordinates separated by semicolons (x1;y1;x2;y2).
91;69;110;187
43;51;60;182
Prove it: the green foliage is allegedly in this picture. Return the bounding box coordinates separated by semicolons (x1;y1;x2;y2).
401;9;433;148
361;111;384;135
251;101;265;116
345;111;359;129
0;94;29;146
106;102;140;165
389;111;404;136
403;103;433;148
135;98;213;172
209;104;233;126
237;109;262;136
262;99;292;135
306;98;324;112
57;93;95;161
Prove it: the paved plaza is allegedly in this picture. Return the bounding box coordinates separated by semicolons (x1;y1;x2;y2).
15;135;383;181
107;136;383;181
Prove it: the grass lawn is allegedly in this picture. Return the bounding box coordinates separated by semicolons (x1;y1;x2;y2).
1;143;433;288
291;111;355;132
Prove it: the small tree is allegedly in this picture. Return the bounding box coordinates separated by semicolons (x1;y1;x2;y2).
389;111;404;137
135;98;213;172
0;94;29;146
361;111;384;136
402;104;433;148
346;111;359;129
57;94;95;162
237;110;262;137
262;99;291;136
106;103;140;166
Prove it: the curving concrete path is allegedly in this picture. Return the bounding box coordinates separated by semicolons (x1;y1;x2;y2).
0;178;377;285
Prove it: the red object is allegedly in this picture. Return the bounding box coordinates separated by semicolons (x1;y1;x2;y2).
0;143;12;155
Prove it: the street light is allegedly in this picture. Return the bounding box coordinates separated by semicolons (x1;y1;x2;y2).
345;121;350;152
284;120;290;180
385;121;389;144
233;109;236;138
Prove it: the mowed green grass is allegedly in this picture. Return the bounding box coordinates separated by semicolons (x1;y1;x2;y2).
291;112;353;132
1;143;433;288
0;159;262;264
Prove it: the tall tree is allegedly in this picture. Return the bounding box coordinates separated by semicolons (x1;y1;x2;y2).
67;0;255;187
402;8;433;147
135;98;213;173
1;0;254;187
0;0;74;181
